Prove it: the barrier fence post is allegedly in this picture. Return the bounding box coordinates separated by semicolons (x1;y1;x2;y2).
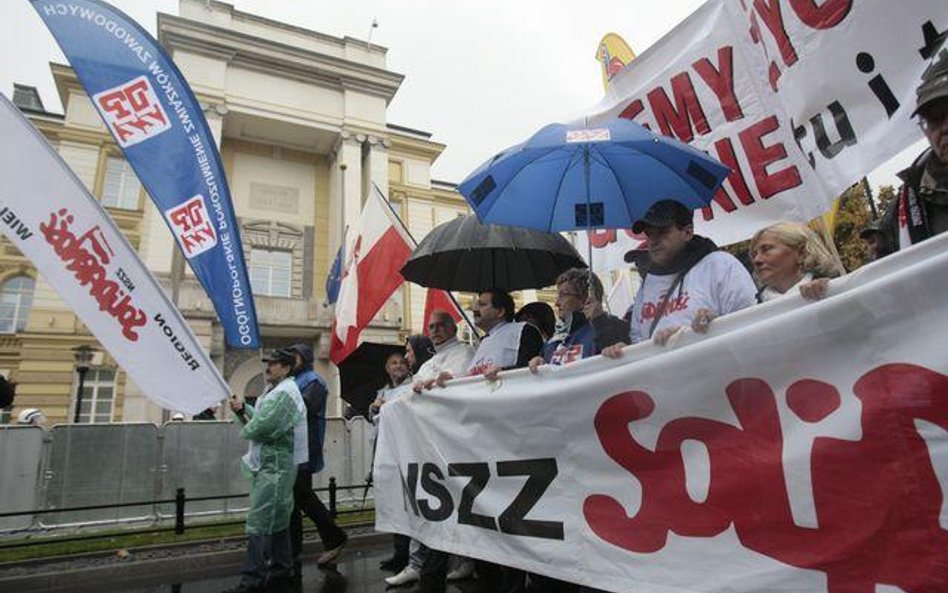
175;488;186;535
329;477;337;518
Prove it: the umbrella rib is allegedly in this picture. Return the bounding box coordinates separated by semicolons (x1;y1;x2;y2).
546;149;583;232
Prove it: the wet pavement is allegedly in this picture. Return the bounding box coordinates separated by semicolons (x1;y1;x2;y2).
104;541;480;593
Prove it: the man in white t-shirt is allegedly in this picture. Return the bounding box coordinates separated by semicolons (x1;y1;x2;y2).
604;200;756;356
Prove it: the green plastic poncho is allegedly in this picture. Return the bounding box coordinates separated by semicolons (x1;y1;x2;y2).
236;376;304;535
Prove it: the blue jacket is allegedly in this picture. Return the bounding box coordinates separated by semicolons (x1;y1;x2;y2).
543;313;598;365
295;369;328;473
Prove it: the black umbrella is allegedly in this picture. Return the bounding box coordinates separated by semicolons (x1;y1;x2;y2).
337;342;404;416
400;214;587;292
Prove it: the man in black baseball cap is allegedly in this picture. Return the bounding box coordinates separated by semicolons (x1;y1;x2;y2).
630;199;695;235
262;347;297;366
225;346;307;593
882;50;948;250
604;199;756;355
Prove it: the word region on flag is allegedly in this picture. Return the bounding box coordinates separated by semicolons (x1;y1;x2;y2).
31;0;259;348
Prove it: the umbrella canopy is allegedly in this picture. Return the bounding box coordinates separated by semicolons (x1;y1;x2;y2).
338;342;404;416
457;118;730;233
400;214;587;292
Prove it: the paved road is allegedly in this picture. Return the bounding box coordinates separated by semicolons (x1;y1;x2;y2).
108;541;480;593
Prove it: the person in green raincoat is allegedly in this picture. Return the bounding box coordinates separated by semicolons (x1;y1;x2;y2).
224;348;307;593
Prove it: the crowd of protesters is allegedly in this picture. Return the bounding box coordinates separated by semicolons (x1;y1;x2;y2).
207;49;948;593
363;51;948;593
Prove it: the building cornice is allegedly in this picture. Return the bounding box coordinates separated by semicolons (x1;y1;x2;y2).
158;13;404;104
391;182;467;206
388;132;446;162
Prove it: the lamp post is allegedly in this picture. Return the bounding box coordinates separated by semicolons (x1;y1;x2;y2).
72;345;95;424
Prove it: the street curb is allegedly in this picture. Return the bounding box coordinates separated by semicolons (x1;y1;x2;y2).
0;531;389;592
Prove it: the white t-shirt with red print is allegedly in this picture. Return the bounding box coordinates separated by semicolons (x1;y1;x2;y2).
466;321;526;376
629;251;757;344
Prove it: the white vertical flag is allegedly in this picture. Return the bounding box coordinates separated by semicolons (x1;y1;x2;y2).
0;95;229;414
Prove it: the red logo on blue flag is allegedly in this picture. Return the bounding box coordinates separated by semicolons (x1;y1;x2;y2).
92;75;171;147
164;195;218;258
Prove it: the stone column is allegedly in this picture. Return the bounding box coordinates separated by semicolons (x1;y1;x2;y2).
203;103;227;148
365;135;391;200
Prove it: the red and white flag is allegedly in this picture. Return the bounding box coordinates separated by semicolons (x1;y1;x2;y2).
423;288;463;336
330;186;413;364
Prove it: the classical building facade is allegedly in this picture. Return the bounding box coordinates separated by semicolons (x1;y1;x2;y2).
1;0;469;424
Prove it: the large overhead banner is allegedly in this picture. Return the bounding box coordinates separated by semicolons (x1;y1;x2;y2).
0;95;229;414
374;232;948;592
575;0;947;270
31;0;259;348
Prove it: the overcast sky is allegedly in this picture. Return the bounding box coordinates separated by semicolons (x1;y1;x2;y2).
2;0;921;188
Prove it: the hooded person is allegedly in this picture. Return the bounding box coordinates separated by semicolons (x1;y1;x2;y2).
859;219;894;261
515;302;556;341
225;348;307;593
284;342;347;576
405;334;436;375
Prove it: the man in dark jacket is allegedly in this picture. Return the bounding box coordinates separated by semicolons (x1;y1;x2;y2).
285;342;347;578
883;51;948;250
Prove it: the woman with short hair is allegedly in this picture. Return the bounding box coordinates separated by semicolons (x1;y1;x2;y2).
748;221;843;302
692;221;844;333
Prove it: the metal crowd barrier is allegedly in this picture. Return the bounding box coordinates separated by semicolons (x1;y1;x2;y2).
0;477;371;550
0;417;374;535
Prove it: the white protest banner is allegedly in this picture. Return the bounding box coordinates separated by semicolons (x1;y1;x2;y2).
575;0;946;270
0;95;229;414
374;233;948;592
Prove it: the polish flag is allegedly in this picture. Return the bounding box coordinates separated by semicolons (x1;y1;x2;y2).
423;288;463;336
330;186;413;364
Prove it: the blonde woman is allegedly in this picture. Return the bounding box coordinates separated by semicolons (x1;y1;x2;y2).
692;221;844;333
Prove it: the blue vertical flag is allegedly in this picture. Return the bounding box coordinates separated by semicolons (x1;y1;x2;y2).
325;228;346;305
31;0;259;348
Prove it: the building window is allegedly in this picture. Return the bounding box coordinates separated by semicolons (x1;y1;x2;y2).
13;84;45;112
76;368;115;424
101;157;141;210
250;248;292;297
0;276;35;334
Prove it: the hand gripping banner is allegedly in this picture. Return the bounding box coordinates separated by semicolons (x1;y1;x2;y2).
374;233;948;592
0;95;229;414
31;0;259;348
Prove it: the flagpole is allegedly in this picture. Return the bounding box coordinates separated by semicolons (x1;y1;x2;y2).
370;182;480;340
